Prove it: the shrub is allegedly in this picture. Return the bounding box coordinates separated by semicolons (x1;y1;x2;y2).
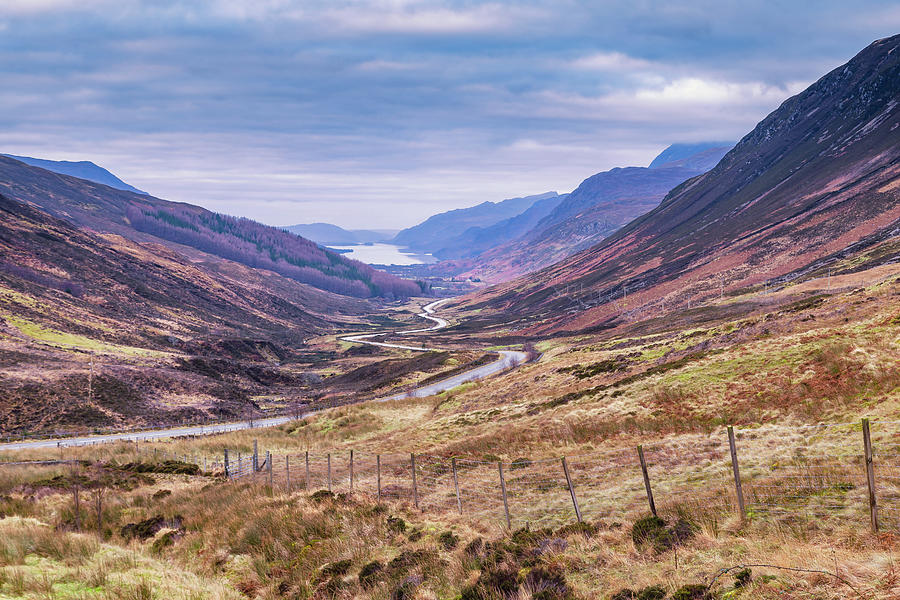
631;515;666;547
671;583;709;600
319;559;352;578
555;521;598;537
150;530;177;553
631;515;695;553
464;538;484;557
358;560;384;588
309;490;334;502
392;575;423;600
151;489;171;500
438;530;459;550
386;515;407;533
637;585;666;600
510;457;532;470
734;568;752;588
121;515;183;541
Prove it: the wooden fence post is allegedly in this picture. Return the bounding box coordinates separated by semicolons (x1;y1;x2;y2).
411;454;419;509
349;450;354;493
498;461;511;529
252;440;258;472
561;457;582;523
452;457;462;515
267;452;273;489
727;426;746;521
95;487;104;536
327;453;332;492
224;449;230;479
377;454;382;501
637;445;657;516
286;456;291;493
862;418;879;533
305;451;310;491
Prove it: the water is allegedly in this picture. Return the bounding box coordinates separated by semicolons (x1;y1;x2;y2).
329;243;437;266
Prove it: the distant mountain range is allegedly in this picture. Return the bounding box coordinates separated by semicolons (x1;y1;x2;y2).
283;223;398;246
392;192;561;252
460;34;900;334
0;156;423;299
1;153;148;195
441;143;731;281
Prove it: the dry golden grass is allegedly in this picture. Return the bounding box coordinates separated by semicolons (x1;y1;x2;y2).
0;273;897;598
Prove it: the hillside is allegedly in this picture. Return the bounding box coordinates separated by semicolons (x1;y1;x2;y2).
1;258;897;599
0;193;375;432
1;153;147;194
445;144;730;282
430;192;566;260
457;34;900;332
392;192;559;252
0;156;421;299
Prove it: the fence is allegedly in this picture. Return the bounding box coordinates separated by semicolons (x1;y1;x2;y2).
224;418;900;532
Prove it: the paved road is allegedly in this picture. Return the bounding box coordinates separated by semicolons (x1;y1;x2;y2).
1;299;525;451
341;299;527;401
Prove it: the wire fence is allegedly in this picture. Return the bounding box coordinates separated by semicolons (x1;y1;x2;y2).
223;418;900;533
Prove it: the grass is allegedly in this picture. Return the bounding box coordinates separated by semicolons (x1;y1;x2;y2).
0;271;898;598
2;314;168;358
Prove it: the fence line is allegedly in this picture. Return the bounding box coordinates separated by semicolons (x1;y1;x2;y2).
214;418;899;533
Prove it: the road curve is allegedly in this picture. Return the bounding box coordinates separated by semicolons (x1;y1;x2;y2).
340;299;527;401
1;300;526;451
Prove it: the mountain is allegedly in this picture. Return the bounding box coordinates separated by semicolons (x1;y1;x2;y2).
283;223;397;246
0;191;383;431
459;35;900;333
431;193;566;260
0;155;423;299
392;192;559;252
447;144;731;281
1;153;148;195
647;142;733;169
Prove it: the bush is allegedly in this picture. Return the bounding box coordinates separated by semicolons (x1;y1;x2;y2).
151;489;171;500
671;584;709;600
510;457;532;470
631;515;666;546
319;559;352;578
120;515;183;540
734;568;752;588
386;515;407;533
555;521;598;537
631;515;695;553
637;585;666;600
438;530;459;550
358;560;383;588
309;490;334;502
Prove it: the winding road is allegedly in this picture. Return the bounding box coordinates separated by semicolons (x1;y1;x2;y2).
341;299;527;401
0;299;526;451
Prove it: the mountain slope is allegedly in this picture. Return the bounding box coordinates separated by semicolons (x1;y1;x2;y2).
0;193;380;431
458;34;900;333
392;192;558;252
431;193;566;260
1;153;148;194
648;142;734;169
450;144;730;282
0;156;422;299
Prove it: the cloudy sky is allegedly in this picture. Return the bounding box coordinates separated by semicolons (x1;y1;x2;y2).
2;1;898;229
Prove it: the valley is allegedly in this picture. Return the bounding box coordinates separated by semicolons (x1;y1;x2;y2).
0;16;898;600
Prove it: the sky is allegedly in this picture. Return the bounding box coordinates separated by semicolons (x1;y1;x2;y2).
2;1;899;229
